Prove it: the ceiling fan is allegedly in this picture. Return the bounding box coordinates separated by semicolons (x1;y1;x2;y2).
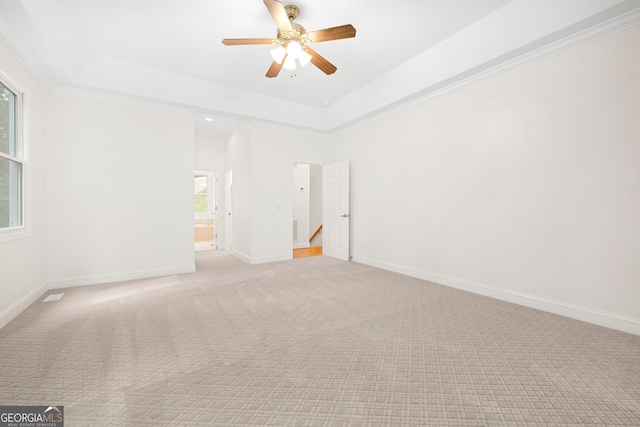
222;0;356;78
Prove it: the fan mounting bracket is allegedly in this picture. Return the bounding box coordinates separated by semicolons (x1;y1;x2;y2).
284;5;300;21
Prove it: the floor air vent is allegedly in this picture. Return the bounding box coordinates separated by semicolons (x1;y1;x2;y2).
43;293;65;302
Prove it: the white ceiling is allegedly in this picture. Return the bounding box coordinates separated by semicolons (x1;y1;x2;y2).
0;0;639;136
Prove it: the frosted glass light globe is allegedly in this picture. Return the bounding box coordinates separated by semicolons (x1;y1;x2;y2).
270;46;286;64
286;40;303;58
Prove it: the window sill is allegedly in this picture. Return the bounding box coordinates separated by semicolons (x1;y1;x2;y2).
0;226;31;244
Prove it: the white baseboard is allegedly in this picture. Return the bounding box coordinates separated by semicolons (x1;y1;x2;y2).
251;253;292;265
231;249;252;264
352;255;640;336
48;264;196;289
0;282;49;330
230;249;292;265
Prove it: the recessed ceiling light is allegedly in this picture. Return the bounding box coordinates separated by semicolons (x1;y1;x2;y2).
205;117;214;122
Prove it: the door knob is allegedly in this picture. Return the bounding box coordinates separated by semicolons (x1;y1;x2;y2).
341;213;349;218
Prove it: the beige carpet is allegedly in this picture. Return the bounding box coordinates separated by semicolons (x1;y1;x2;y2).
194;240;216;251
1;251;639;426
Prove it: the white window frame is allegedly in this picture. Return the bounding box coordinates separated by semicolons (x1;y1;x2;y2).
194;170;215;221
0;69;28;243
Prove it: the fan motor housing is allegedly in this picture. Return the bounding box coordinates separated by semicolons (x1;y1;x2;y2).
276;22;307;43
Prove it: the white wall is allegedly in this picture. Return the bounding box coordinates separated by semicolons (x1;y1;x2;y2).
332;24;640;334
224;122;253;261
0;40;48;328
195;134;225;172
248;125;328;263
293;163;310;249
198;125;328;264
46;94;195;287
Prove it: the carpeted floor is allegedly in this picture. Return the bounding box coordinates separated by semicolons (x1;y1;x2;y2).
1;251;639;426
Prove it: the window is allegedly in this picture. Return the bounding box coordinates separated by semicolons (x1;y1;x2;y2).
194;172;215;220
194;174;208;215
0;79;23;231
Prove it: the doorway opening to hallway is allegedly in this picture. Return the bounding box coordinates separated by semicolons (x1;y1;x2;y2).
293;163;323;258
194;171;217;251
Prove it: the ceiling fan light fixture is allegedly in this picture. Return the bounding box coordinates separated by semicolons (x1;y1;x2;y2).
286;40;303;58
222;1;356;78
270;46;286;64
298;50;312;67
283;55;297;70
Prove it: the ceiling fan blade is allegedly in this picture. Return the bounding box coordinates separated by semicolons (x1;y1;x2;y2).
266;59;284;78
305;47;337;75
222;38;275;46
307;24;356;43
263;0;292;32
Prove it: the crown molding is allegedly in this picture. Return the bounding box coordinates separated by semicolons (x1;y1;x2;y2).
250;119;329;139
326;6;640;137
49;85;195;116
0;15;51;91
2;4;638;139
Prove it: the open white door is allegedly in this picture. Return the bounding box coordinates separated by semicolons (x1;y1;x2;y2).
224;170;233;251
323;161;350;261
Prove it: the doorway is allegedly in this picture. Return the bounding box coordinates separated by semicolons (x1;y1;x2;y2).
194;171;217;251
293;163;323;258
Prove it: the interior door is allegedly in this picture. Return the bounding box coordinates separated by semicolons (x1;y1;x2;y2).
323;161;350;261
213;171;220;249
224;170;233;251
